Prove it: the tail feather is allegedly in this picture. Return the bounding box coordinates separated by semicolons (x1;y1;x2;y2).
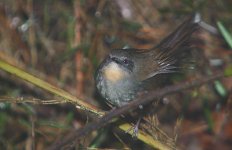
153;13;201;74
156;13;201;51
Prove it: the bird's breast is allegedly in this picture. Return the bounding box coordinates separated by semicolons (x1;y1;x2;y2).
102;62;129;83
96;63;139;106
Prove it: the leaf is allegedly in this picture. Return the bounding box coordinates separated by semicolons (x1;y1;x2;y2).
224;65;232;77
217;21;232;49
214;80;227;97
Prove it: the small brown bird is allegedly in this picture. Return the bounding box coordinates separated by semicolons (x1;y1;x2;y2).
95;13;201;107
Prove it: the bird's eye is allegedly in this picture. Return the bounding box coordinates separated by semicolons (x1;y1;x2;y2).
123;59;129;64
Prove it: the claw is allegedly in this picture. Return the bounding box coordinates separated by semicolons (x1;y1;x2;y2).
126;117;142;138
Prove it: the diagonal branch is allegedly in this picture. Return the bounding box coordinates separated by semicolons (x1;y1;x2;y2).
48;72;225;150
0;59;104;116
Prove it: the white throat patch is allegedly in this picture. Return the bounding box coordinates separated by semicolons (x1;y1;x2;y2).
103;62;128;83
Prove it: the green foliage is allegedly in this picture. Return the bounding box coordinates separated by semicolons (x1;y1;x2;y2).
214;80;227;97
121;20;142;32
217;21;232;49
0;113;8;135
202;98;213;132
224;65;232;77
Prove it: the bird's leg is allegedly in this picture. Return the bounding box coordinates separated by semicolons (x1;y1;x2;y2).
133;116;142;137
125;104;144;137
126;114;142;137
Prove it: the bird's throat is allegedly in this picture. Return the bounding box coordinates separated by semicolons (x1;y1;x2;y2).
103;62;128;83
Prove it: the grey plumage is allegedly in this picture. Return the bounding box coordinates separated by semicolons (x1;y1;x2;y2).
95;14;201;107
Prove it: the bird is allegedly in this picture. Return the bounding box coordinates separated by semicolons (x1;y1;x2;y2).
95;13;201;108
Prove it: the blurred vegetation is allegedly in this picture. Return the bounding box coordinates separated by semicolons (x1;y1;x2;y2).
0;0;232;149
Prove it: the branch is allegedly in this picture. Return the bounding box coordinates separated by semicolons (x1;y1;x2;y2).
0;59;104;116
48;72;225;150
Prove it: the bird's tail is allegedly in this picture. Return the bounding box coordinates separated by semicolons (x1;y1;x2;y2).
154;13;201;73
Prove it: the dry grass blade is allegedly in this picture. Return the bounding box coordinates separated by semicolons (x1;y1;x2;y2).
119;124;173;150
0;59;104;116
0;97;66;104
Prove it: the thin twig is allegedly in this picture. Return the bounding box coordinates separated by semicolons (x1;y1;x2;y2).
0;97;67;104
48;72;224;150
